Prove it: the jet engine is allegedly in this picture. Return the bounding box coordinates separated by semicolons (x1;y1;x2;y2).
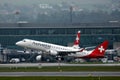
47;50;58;55
36;55;42;61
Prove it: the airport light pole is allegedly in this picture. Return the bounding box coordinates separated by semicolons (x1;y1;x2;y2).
14;10;20;22
70;6;73;24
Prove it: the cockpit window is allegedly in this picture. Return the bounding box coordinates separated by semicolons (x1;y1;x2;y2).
23;39;26;42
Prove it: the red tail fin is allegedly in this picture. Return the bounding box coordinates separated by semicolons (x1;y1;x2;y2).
88;40;109;58
73;31;80;48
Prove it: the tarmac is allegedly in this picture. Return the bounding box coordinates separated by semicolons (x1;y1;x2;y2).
0;63;120;67
0;72;119;76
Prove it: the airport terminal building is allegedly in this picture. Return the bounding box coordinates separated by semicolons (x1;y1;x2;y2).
0;23;120;49
0;23;120;62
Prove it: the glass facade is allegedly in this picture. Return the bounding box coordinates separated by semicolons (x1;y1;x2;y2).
0;23;120;49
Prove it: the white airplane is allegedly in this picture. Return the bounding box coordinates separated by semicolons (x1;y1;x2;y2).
16;31;109;58
16;31;81;56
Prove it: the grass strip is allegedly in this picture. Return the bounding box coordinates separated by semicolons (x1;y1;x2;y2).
0;66;120;72
0;76;120;80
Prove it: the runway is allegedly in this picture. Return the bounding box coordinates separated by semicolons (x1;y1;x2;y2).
0;63;120;67
0;72;119;76
0;63;120;77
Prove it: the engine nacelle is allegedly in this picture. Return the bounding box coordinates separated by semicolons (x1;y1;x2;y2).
36;55;42;61
48;50;58;55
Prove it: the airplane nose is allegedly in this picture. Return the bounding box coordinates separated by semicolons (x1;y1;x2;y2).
16;42;18;45
16;42;20;45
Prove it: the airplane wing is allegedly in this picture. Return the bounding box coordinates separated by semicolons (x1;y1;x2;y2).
57;48;84;56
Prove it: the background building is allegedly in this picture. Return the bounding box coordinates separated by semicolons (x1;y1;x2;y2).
0;23;120;49
0;23;120;63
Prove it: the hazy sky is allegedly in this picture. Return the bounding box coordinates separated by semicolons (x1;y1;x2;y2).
0;0;111;5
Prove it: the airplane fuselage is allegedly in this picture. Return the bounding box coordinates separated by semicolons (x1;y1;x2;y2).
16;39;80;54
